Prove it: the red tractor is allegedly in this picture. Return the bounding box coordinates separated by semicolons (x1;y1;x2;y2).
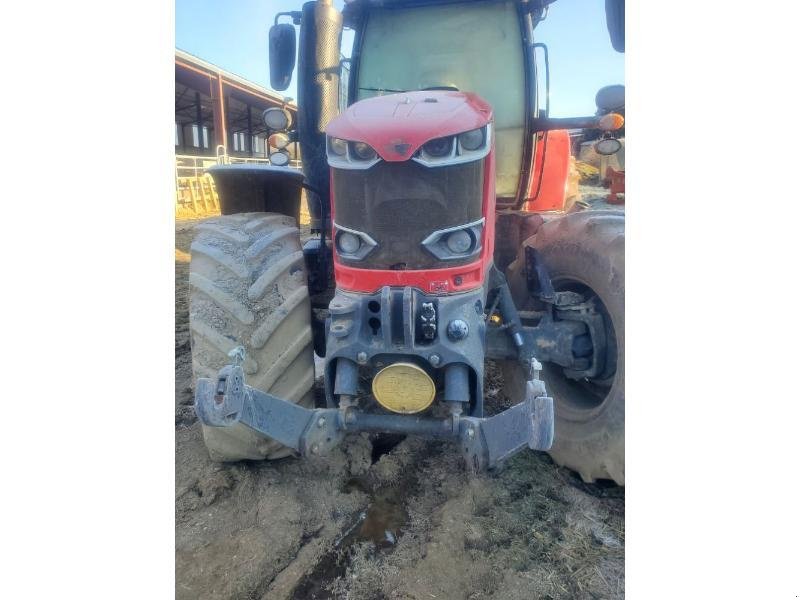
192;0;625;484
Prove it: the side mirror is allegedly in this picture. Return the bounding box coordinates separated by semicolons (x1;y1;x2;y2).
269;23;297;91
605;0;625;52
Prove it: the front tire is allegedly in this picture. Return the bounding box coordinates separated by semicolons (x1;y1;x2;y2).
189;212;315;461
504;210;625;484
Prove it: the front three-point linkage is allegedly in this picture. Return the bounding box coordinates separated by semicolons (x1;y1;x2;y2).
195;347;554;472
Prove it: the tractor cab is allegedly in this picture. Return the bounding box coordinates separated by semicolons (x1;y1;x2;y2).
347;0;533;204
268;0;623;230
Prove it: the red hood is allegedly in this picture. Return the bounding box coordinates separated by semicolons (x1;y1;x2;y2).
325;90;493;162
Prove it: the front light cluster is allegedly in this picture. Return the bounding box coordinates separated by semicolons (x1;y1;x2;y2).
415;124;491;167
326;123;490;169
327;137;380;169
421;218;484;261
333;223;377;260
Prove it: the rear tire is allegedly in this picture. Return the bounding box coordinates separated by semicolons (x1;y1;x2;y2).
189;212;315;461
503;210;625;485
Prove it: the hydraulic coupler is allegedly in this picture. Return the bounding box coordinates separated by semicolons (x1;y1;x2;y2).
195;363;554;472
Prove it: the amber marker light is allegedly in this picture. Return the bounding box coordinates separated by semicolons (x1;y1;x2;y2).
268;133;291;150
599;113;625;131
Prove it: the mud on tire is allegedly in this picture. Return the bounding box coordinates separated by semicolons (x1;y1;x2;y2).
504;210;625;485
189;212;315;461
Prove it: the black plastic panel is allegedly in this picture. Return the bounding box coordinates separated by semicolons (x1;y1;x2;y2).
332;159;484;269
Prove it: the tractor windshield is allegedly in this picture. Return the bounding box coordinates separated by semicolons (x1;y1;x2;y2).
356;0;527;200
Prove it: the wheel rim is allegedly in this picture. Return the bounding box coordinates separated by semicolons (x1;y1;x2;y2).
522;276;619;420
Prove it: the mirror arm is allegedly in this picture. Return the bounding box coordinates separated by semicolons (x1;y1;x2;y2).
531;115;616;132
274;11;302;26
532;43;549;117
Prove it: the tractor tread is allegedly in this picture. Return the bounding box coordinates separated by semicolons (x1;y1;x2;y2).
245;227;300;262
195;222;251;244
248;251;306;301
189;273;255;325
190;241;250;279
250;286;310;349
189;212;315;461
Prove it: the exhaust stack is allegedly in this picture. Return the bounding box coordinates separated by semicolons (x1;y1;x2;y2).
297;0;342;231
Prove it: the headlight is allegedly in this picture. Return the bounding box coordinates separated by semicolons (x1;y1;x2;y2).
595;138;622;156
458;128;485;151
421;218;484;261
351;141;377;161
337;231;361;254
269;151;289;166
263;107;291;131
445;230;472;254
413;124;491;168
423;136;453;158
328;136;347;156
333;223;378;260
326;136;380;169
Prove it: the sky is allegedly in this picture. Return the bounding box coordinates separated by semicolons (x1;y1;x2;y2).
175;0;624;117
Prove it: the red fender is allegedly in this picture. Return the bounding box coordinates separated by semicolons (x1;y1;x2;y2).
523;129;572;213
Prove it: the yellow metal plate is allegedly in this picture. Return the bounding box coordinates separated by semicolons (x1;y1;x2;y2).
372;362;436;414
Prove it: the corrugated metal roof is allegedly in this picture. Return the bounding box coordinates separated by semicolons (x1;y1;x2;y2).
175;48;297;108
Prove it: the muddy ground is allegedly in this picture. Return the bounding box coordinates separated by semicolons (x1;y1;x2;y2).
176;217;624;600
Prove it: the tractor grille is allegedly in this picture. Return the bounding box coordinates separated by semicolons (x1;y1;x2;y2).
332;160;484;270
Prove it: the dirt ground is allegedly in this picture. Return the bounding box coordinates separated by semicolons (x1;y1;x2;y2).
176;217;624;600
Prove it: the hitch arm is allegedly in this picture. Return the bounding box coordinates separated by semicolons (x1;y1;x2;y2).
194;365;344;456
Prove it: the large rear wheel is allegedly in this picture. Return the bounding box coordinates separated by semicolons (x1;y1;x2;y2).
503;210;625;484
189;212;315;461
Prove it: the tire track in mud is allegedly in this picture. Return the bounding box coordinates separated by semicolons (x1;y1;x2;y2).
287;436;427;600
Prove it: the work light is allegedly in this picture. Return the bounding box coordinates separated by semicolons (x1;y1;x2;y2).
262;107;292;131
269;151;289;166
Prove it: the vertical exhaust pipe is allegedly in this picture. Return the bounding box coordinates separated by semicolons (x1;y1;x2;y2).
297;0;342;232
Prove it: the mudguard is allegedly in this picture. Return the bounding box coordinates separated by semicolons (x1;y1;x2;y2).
524;129;572;213
206;164;304;221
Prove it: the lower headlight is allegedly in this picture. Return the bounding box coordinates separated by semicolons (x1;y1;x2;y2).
372;362;436;414
337;231;361;254
446;230;472;254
